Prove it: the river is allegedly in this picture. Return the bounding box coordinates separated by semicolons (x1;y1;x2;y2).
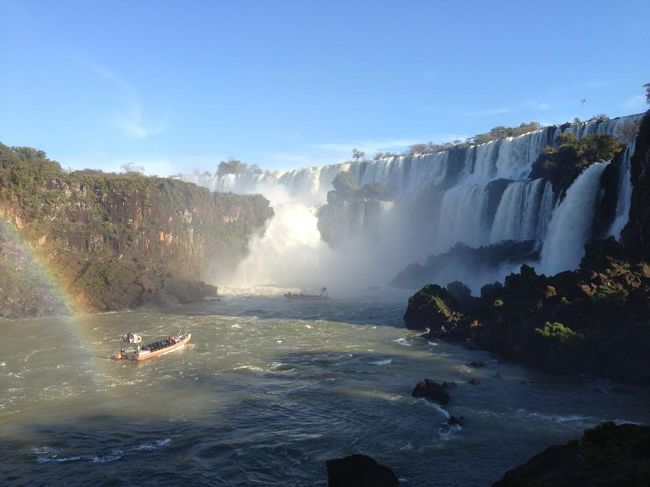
1;289;649;486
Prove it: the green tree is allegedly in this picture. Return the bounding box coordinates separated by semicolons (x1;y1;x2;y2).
217;158;247;176
351;149;366;161
121;162;145;174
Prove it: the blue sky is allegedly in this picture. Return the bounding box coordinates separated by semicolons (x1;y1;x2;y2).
1;0;648;175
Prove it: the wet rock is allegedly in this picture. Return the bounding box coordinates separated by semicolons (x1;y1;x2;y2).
493;422;650;487
469;360;486;368
403;284;466;333
442;381;457;389
447;415;463;426
326;454;399;487
468;378;480;386
412;378;450;405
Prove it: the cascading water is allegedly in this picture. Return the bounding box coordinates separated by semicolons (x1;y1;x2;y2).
180;114;642;290
607;142;635;239
489;178;549;244
539;162;610;275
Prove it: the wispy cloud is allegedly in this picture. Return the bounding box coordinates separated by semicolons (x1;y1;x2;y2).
90;64;167;139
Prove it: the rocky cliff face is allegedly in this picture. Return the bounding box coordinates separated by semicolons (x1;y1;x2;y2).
403;111;650;385
494;422;650;486
0;144;273;317
623;111;650;259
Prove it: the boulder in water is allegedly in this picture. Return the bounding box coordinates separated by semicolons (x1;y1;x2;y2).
403;284;466;332
411;378;450;405
326;454;399;487
494;422;650;486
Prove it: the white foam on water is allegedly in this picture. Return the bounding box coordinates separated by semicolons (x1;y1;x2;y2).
369;358;392;366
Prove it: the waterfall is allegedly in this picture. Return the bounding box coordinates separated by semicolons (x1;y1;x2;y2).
180;114;640;289
436;183;493;250
540;162;609;275
607;142;635;239
233;201;329;287
489;178;546;243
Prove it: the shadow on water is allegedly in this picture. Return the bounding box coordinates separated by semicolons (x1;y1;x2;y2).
3;344;648;487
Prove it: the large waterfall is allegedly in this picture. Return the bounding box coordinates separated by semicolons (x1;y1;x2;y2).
181;114;642;291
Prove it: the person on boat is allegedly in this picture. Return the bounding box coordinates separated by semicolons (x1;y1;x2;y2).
320;287;327;297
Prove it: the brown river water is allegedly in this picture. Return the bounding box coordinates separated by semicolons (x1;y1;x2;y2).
1;289;649;486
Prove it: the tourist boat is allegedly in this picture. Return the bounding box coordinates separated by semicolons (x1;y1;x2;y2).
113;332;192;361
284;287;329;300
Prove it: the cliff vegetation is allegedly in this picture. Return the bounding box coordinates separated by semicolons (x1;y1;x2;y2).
0;144;273;317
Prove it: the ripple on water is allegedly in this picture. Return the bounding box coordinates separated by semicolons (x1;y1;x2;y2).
32;438;172;464
369;358;392;366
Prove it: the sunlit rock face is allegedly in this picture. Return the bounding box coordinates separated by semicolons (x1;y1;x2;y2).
183;114;643;291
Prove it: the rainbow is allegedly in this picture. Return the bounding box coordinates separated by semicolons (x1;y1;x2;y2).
0;210;110;376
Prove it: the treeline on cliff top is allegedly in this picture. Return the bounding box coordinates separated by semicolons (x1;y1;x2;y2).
184;114;633;179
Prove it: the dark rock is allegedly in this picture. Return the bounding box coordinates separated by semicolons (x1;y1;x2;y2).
447;415;463;426
403;284;466;333
326;454;399;487
404;223;650;384
623;110;650;259
412;378;450;406
469;360;486;368
392;240;538;291
447;281;474;308
442;381;457;389
493;422;650;487
468;378;480;385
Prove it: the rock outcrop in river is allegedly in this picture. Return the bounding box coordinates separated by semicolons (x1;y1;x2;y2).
493;422;650;486
326;454;400;487
0;144;273;317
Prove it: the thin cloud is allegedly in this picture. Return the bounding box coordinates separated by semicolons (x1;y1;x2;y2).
90;64;167;139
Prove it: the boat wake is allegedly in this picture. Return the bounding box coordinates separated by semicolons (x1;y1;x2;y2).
32;438;171;464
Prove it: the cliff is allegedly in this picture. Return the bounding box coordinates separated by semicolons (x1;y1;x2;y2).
0;144;273;317
403;111;650;384
623;111;650;259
